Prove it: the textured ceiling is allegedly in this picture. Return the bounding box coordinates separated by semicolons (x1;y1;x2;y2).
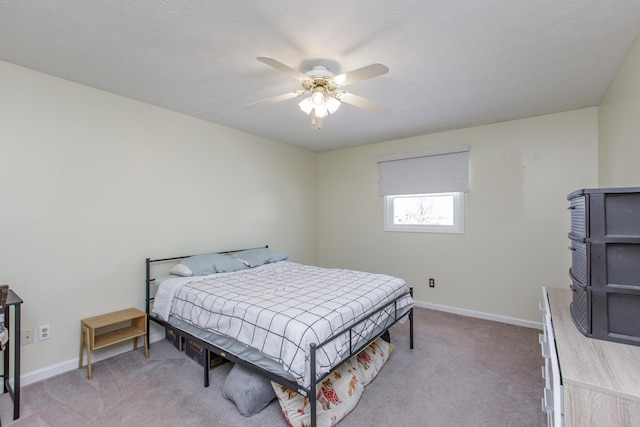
2;1;640;152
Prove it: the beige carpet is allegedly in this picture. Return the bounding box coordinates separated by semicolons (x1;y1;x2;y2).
0;307;546;426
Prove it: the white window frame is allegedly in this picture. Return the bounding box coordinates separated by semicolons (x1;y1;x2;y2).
384;192;465;234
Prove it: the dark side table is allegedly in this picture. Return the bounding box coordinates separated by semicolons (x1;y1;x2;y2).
2;289;23;421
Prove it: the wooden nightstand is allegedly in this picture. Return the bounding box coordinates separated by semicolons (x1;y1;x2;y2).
79;308;148;379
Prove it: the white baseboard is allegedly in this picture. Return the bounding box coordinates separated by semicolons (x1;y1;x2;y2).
19;306;540;387
413;299;543;330
20;358;81;387
20;330;167;387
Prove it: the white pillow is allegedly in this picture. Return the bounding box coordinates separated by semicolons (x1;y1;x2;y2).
169;263;193;277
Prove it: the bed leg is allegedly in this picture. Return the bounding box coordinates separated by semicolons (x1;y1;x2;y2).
145;258;151;352
409;287;414;350
203;350;210;387
310;343;317;427
409;307;414;350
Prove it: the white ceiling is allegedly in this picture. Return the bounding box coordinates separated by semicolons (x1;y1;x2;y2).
2;1;640;152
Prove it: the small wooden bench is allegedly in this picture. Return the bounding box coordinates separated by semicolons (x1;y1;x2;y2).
79;308;148;379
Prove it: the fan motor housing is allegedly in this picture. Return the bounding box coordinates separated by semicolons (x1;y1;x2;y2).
302;76;338;93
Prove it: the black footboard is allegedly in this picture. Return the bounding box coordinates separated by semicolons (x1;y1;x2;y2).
306;289;414;426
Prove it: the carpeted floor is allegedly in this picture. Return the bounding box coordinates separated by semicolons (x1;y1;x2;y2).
0;307;546;426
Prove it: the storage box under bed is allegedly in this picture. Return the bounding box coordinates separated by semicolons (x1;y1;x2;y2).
185;338;227;370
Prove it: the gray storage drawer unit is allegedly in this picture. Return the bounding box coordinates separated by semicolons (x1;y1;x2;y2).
567;187;640;346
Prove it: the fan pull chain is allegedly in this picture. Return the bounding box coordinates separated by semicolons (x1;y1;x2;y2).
310;109;323;129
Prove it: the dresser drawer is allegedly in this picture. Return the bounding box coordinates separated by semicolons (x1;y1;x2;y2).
541;288;564;426
569;280;589;335
568;195;586;238
568;240;587;285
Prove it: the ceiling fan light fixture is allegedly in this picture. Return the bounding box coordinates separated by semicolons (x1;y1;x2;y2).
298;91;340;128
326;95;341;114
314;104;329;118
298;97;314;115
311;91;325;105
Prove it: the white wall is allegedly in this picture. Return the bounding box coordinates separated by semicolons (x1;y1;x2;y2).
0;61;318;380
319;108;598;324
598;33;640;187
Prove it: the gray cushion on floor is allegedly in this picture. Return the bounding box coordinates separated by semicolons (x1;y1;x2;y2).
222;363;276;417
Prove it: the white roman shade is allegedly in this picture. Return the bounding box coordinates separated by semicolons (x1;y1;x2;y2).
377;145;469;196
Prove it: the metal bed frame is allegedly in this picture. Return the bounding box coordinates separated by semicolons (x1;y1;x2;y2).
145;249;414;427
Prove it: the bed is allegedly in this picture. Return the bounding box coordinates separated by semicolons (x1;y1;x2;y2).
145;247;414;427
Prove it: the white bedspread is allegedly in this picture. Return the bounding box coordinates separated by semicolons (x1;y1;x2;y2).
152;261;413;387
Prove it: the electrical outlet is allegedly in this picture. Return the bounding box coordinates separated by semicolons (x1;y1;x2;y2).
22;328;34;345
38;324;51;341
429;278;435;288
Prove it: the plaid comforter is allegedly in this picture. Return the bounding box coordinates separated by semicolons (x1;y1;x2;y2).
157;261;413;386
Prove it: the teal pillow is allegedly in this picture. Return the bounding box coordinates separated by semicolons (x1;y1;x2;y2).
169;253;247;277
212;254;249;273
230;248;289;268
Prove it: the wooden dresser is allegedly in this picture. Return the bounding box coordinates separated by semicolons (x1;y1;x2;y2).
540;287;640;426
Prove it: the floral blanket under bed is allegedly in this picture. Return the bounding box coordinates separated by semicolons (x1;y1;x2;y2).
273;338;394;427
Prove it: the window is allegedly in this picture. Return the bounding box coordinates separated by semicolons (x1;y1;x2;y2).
384;192;464;233
377;145;469;234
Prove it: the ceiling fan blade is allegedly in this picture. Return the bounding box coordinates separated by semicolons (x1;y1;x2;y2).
246;91;305;109
338;92;390;115
333;63;389;87
257;56;309;81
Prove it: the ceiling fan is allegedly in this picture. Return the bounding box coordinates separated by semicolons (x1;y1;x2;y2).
247;56;390;129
